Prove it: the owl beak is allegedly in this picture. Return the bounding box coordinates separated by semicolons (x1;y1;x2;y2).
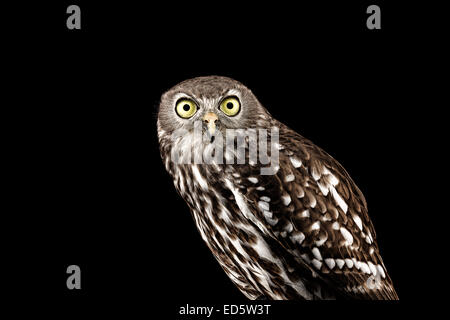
203;112;219;136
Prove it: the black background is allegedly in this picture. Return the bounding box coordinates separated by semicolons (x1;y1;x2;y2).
6;0;439;317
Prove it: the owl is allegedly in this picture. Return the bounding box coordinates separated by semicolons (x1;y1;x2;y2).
157;76;398;300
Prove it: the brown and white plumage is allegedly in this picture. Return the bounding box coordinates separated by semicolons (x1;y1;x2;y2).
157;76;398;300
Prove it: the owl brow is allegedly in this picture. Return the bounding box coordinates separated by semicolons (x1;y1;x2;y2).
225;88;241;98
215;88;241;103
173;93;199;106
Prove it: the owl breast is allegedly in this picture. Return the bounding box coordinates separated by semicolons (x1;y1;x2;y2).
168;159;324;300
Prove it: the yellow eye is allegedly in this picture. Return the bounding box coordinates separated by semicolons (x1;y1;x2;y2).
175;99;197;119
220;97;240;116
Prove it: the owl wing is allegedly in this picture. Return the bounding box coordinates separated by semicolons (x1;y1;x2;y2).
239;122;398;299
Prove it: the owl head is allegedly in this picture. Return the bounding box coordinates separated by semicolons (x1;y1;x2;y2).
157;76;271;140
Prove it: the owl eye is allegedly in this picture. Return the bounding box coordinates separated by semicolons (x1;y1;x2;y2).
175;99;198;119
219;97;240;117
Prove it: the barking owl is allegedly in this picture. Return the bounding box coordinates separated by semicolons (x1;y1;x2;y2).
157;76;398;300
